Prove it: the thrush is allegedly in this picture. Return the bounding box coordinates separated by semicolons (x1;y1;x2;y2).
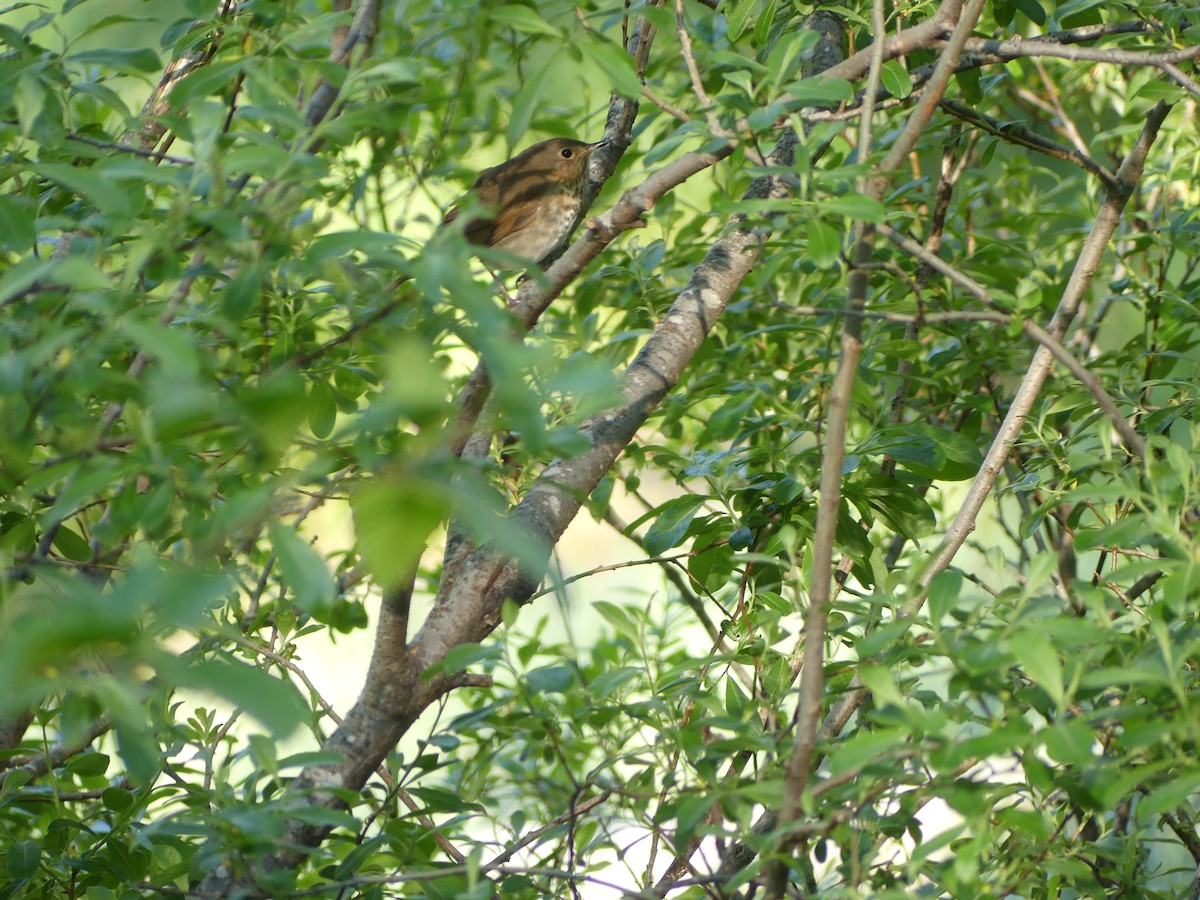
443;137;602;268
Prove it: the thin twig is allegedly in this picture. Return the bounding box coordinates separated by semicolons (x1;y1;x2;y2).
938;99;1118;190
955;37;1200;67
876;223;1147;459
1161;62;1200;99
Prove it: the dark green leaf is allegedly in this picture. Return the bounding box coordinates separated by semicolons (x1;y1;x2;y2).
643;495;709;555
6;841;39;879
879;60;912;100
268;522;336;622
69;47;160;72
1012;0;1046;25
526;665;574;693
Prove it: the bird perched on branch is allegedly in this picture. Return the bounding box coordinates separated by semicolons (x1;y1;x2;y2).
443;137;603;268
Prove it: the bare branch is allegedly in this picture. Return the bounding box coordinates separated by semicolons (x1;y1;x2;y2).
955;36;1200;67
122;0;239;154
486;790;612;869
938;99;1119;190
302;0;382;131
1162;62;1200;99
0;717;112;786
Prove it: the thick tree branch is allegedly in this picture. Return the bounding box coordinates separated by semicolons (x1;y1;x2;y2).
301;0;381;131
121;0;239;154
770;8;986;890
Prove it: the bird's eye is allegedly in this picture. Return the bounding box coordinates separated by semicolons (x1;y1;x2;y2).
560;148;573;158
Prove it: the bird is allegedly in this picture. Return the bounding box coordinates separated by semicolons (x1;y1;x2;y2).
442;137;602;268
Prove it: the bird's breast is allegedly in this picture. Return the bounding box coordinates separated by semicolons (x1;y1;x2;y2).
491;190;583;265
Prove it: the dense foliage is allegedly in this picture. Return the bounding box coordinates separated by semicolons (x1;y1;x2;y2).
2;0;1200;897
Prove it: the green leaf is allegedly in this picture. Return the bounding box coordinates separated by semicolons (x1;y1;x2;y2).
674;793;714;846
858;663;907;709
589;665;641;697
51;524;91;562
101;786;134;812
927;570;962;628
95;678;161;783
580;38;641;100
349;58;420;88
855;477;936;540
879;60;912;100
766;27;817;87
248;732;278;774
6;841;39;879
751;0;779;47
806;218;841;267
1012;631;1065;709
382;337;451;426
1012;0;1046;25
828;726;909;776
643;495;709;555
1140;769;1200;817
0;194;35;251
352;477;447;590
725;0;757;42
307;378;337;439
593;601;643;645
864;424;981;481
69;47;160;72
956;68;982;104
220;264;263;319
14;72;47;139
488;5;562;37
440;642;500;676
268;522;337;622
785;76;854;107
507;51;562;156
34;162;137;218
821;192;888;222
1041;718;1094;766
1054;0;1107;24
526;665;574;693
64;751;110;777
169;59;245;106
179;658;307;736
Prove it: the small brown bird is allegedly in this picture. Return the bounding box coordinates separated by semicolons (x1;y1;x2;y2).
443;137;602;267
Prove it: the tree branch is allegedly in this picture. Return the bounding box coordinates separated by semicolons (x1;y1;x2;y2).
954;36;1200;67
938;99;1119;190
818;100;1173;759
770;8;987;890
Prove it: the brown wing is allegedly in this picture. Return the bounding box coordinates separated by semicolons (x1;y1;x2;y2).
442;164;500;247
487;190;541;248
